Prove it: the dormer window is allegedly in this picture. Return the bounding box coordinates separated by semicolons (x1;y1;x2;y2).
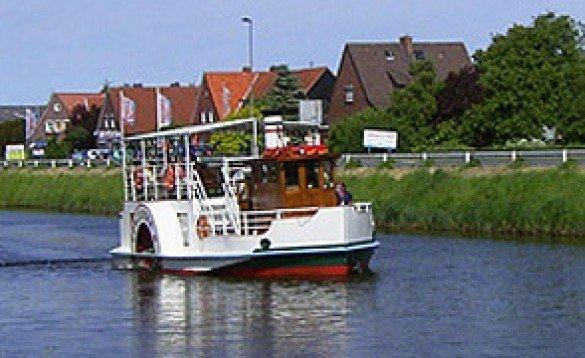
414;50;425;60
385;50;395;61
344;84;354;103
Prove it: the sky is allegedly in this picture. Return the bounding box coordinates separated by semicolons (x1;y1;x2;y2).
0;0;584;105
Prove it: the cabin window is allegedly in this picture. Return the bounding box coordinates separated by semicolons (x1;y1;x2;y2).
323;161;333;188
306;162;319;189
283;162;299;189
261;163;279;184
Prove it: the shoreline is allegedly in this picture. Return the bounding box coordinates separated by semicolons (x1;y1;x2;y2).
2;166;584;241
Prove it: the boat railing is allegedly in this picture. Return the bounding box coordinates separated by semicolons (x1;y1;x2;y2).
353;202;372;213
240;207;319;236
125;163;193;202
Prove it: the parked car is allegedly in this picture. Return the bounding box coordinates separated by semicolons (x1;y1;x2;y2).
70;150;87;162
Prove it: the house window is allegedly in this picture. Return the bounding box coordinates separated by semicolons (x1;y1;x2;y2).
200;112;206;123
53;103;62;112
385;50;395;61
110;118;116;129
45;121;53;133
344;84;354;103
208;111;214;123
414;50;425;60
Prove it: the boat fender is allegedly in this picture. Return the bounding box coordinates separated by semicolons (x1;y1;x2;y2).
197;216;211;239
163;166;175;190
134;168;144;190
260;238;271;250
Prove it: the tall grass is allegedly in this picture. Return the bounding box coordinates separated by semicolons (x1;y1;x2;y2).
0;169;123;215
343;167;585;237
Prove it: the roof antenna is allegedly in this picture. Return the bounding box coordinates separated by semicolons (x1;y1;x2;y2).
308;61;314;68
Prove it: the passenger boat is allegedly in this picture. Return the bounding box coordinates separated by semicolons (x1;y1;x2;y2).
110;118;378;278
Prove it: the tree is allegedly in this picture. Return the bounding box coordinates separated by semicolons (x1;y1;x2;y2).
69;104;100;148
63;126;93;151
462;13;585;146
262;65;306;120
0;120;25;157
328;108;389;153
225;104;264;121
209;131;252;155
329;60;445;152
385;60;444;151
435;66;484;125
44;137;71;159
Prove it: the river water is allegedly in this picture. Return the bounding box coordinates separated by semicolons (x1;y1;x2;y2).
1;210;584;357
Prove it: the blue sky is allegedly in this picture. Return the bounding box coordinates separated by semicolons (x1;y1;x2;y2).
0;0;583;104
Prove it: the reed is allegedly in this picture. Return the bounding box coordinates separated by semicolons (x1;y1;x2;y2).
0;169;123;215
343;167;585;237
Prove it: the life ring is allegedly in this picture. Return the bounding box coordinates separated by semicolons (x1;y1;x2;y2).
133;168;144;190
197;216;211;239
163;166;175;190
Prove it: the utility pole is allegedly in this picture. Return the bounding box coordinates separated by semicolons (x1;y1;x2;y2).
242;16;259;156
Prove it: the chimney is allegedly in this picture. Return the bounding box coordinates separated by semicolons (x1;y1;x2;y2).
400;35;414;57
242;66;252;73
132;83;143;88
170;81;180;87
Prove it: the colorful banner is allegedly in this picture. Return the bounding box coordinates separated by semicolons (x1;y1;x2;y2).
24;108;38;140
120;92;136;127
156;88;172;129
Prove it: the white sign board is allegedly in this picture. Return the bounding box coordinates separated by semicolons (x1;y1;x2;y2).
299;100;323;125
363;130;397;149
5;144;26;160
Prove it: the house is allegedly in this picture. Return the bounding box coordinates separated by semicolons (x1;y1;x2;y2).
327;35;472;122
96;83;199;146
194;66;335;123
0;105;45;124
31;93;104;144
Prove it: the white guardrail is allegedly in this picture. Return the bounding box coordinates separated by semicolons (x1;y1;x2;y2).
0;158;119;169
2;149;585;170
340;149;585;168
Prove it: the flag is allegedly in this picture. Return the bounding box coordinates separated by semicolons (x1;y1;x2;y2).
156;88;172;129
25;108;38;140
120;92;136;127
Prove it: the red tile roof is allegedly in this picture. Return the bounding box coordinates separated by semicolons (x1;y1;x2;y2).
55;93;105;114
160;86;199;126
203;67;330;120
109;85;198;135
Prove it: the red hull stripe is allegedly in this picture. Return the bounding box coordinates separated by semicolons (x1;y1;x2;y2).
221;264;351;278
161;264;351;278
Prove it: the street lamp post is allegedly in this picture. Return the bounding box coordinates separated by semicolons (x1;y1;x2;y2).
241;16;259;156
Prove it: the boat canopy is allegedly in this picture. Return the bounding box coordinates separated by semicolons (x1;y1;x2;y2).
124;118;257;142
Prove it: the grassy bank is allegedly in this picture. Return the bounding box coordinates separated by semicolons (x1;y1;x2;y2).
0;168;122;215
343;166;585;238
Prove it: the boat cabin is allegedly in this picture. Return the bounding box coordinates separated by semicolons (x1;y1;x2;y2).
242;146;337;210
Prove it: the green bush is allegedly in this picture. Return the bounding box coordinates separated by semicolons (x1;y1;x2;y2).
0;169;123;215
377;158;395;169
344;158;361;169
508;157;526;169
342;168;585;237
462;158;481;169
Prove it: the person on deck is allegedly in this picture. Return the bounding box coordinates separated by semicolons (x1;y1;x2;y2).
335;182;353;206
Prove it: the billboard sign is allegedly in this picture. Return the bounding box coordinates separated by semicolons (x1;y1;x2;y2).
5;144;26;160
363;129;397;150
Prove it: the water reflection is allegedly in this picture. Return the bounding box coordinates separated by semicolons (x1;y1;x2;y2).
128;273;351;356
